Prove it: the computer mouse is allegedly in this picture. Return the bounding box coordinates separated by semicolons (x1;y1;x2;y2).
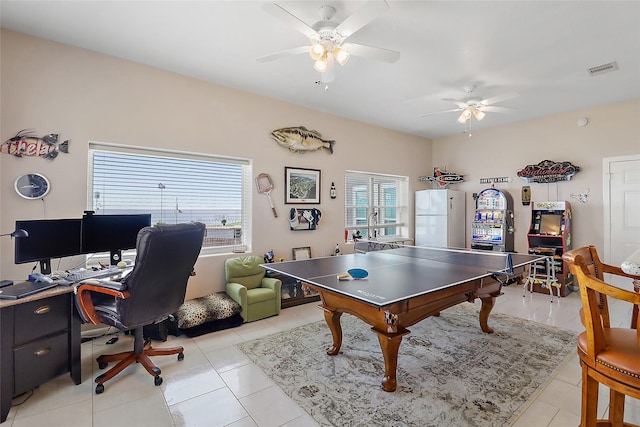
117;261;127;268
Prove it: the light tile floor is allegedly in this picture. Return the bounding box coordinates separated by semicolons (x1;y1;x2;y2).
5;284;640;427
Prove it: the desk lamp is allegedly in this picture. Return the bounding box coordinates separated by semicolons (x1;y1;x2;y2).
0;229;29;238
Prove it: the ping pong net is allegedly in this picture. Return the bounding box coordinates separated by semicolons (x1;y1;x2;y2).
374;246;516;278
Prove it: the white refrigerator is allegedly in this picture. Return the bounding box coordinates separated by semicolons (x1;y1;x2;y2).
415;189;466;248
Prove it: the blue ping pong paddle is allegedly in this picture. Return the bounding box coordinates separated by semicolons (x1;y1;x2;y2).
347;268;369;279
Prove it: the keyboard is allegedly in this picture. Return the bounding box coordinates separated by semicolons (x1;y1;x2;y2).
65;266;122;282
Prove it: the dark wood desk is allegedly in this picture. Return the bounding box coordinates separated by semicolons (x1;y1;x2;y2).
0;285;81;423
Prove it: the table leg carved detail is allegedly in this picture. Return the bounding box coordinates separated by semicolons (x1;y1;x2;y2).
324;309;343;355
479;296;496;333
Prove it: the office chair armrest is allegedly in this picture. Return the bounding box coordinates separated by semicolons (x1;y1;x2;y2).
75;283;131;325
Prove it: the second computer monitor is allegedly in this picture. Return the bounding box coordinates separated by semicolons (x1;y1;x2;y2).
81;213;152;264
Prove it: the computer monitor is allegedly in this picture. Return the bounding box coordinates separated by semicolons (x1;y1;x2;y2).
14;219;83;274
539;213;563;235
81;213;151;264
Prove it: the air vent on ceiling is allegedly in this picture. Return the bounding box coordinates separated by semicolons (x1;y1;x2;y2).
587;61;618;76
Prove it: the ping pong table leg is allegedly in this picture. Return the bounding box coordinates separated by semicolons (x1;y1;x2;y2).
376;332;404;392
323;309;343;356
479;296;496;334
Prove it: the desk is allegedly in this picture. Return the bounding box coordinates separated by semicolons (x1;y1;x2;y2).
0;285;81;423
262;246;543;391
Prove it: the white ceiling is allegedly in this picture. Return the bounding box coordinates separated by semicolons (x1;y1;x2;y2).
2;1;639;139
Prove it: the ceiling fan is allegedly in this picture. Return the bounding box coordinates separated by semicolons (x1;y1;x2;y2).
421;84;518;124
258;1;400;84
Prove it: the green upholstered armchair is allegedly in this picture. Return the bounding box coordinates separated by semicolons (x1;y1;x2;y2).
225;256;281;322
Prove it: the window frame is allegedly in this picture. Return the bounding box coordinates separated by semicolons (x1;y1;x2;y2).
87;141;252;257
344;170;409;241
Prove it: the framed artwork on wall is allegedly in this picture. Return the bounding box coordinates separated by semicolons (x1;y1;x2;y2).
285;167;320;204
292;246;312;260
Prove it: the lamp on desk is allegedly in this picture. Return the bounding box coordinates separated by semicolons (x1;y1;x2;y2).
0;229;29;239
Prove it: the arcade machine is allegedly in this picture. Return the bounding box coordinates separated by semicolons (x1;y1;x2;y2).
471;187;514;252
526;200;573;296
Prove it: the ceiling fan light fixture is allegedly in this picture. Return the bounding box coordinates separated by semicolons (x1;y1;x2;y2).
332;46;350;66
309;43;326;61
313;57;328;73
473;109;486;121
457;108;472;123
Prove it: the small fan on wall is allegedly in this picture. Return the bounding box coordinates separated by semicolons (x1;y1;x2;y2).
258;0;400;84
421;84;518;125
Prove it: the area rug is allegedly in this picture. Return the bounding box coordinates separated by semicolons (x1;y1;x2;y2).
236;303;577;427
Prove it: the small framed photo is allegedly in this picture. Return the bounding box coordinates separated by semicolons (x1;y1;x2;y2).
292;246;312;260
285;167;320;204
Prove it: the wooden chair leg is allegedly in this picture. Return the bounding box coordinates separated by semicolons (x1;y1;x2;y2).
582;364;599;427
608;390;625;425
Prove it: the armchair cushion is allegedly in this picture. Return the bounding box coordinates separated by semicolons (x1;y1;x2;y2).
225;256;266;290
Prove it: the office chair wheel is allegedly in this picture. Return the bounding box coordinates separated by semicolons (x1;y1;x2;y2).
95;383;104;394
178;352;184;361
154;375;163;386
98;361;108;369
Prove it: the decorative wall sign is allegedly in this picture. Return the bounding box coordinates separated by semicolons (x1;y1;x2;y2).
1;129;70;159
480;177;511;184
419;167;464;187
285;167;320;204
517;160;580;183
269;126;335;154
289;208;321;231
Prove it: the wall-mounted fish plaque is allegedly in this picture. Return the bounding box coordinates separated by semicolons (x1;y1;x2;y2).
1;129;70;160
270;126;334;154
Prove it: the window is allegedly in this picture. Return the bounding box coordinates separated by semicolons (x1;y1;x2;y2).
345;171;409;240
88;142;251;254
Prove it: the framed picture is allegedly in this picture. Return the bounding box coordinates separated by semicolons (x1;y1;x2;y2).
285;167;320;204
292;246;312;260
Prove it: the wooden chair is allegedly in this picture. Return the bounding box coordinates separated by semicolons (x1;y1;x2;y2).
563;246;640;427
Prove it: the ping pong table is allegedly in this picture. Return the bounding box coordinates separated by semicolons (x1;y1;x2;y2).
261;245;545;392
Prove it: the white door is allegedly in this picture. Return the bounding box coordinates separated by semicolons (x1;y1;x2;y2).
604;155;640;268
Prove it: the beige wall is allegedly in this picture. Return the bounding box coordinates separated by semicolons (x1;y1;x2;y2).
2;30;638;299
0;30;433;298
433;98;640;255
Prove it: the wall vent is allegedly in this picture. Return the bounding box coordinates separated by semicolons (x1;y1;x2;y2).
587;61;618;76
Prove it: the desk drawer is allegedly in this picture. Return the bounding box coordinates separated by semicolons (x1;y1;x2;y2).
14;295;69;344
14;332;68;395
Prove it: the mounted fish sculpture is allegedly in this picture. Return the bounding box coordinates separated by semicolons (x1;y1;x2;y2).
270;126;335;154
1;129;70;160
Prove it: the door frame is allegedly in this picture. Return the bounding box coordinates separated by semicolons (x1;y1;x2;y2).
603;154;640;263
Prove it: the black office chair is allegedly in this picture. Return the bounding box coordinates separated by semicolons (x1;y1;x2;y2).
75;222;205;394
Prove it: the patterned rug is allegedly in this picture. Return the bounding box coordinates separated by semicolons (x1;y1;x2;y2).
236;304;577;427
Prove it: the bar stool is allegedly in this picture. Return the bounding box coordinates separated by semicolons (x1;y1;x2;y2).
523;247;560;302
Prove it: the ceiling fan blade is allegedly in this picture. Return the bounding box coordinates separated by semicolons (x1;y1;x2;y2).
420;108;463;117
263;3;319;40
335;0;389;39
442;98;469;109
480;92;519;106
257;46;310;63
479;106;516;113
341;42;399;63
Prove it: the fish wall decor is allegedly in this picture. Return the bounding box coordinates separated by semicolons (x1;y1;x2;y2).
270;126;335;154
1;129;70;160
